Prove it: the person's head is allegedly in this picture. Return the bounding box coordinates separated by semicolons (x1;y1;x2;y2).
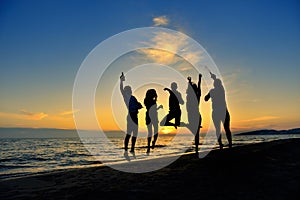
145;89;157;100
171;82;177;91
213;79;223;89
124;86;132;96
144;89;157;107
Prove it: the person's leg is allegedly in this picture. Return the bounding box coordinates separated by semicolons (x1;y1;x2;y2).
160;115;167;126
125;114;132;151
166;111;176;127
195;114;201;154
188;111;201;134
223;109;232;148
152;122;159;149
147;124;152;153
130;128;137;151
131;128;137;153
175;110;181;126
130;112;139;153
195;129;199;154
124;134;131;151
199;113;202;128
160;112;174;126
213;112;223;149
130;136;136;153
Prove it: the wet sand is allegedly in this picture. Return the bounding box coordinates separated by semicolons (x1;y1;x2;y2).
1;138;299;200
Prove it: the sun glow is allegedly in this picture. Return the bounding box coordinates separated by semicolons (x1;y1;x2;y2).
160;127;177;134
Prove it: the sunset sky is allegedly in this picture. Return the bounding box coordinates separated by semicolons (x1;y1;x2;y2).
0;0;299;133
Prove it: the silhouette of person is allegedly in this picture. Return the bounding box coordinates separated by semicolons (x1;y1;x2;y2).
185;74;202;155
160;82;184;129
204;72;232;149
120;72;143;153
144;89;163;154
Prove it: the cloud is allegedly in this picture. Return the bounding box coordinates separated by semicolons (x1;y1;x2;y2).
138;49;178;65
242;116;279;122
138;31;202;66
0;110;48;121
153;16;169;26
0;109;79;121
20;109;48;120
176;65;193;72
60;109;80;116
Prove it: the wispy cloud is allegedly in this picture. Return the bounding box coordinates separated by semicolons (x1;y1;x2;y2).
138;30;202;67
20;109;48;120
0;110;48;121
153;15;169;26
242;116;279;122
60;109;80;116
0;109;77;129
0;109;78;121
176;65;193;72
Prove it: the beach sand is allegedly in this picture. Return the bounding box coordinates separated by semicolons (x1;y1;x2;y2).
1;138;299;200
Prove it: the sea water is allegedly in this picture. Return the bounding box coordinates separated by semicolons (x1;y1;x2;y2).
0;130;299;180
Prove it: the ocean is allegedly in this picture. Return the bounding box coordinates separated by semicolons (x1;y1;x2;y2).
0;129;299;180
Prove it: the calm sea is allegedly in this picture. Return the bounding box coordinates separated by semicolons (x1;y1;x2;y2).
0;129;299;180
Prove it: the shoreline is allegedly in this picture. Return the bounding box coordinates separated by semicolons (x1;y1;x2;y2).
0;141;243;181
1;138;299;199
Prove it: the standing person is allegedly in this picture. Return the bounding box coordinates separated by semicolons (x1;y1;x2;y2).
144;89;163;154
160;82;184;129
120;72;143;153
186;74;202;155
204;72;232;149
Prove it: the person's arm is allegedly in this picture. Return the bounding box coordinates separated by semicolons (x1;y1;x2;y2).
197;74;202;100
157;105;163;110
187;76;193;90
135;97;143;110
187;76;192;84
210;72;217;81
178;93;184;105
163;88;172;93
120;72;125;95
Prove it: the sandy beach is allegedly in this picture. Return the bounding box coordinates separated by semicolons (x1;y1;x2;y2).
1;138;299;200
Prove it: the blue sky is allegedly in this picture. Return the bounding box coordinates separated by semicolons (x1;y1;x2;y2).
0;0;299;130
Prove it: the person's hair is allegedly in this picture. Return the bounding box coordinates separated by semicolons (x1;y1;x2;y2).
124;86;132;95
144;89;157;109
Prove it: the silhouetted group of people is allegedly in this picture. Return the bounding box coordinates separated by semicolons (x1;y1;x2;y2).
120;71;232;156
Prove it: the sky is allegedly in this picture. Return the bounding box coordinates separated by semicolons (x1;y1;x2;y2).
0;0;299;133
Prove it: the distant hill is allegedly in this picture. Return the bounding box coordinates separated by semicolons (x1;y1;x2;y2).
236;128;300;136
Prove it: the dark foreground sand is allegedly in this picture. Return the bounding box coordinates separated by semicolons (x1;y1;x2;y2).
1;138;299;200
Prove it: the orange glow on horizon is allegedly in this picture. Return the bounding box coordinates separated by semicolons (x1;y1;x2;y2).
160;127;177;134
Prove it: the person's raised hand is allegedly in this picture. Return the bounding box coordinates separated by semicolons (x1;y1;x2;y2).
187;76;191;82
210;72;216;80
120;72;125;81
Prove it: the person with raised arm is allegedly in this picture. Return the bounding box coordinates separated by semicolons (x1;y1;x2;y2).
204;72;232;149
120;72;143;153
185;74;202;155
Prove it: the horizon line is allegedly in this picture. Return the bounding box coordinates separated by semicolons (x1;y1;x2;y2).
0;126;299;133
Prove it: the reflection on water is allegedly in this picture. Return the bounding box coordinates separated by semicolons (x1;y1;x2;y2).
0;132;299;180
